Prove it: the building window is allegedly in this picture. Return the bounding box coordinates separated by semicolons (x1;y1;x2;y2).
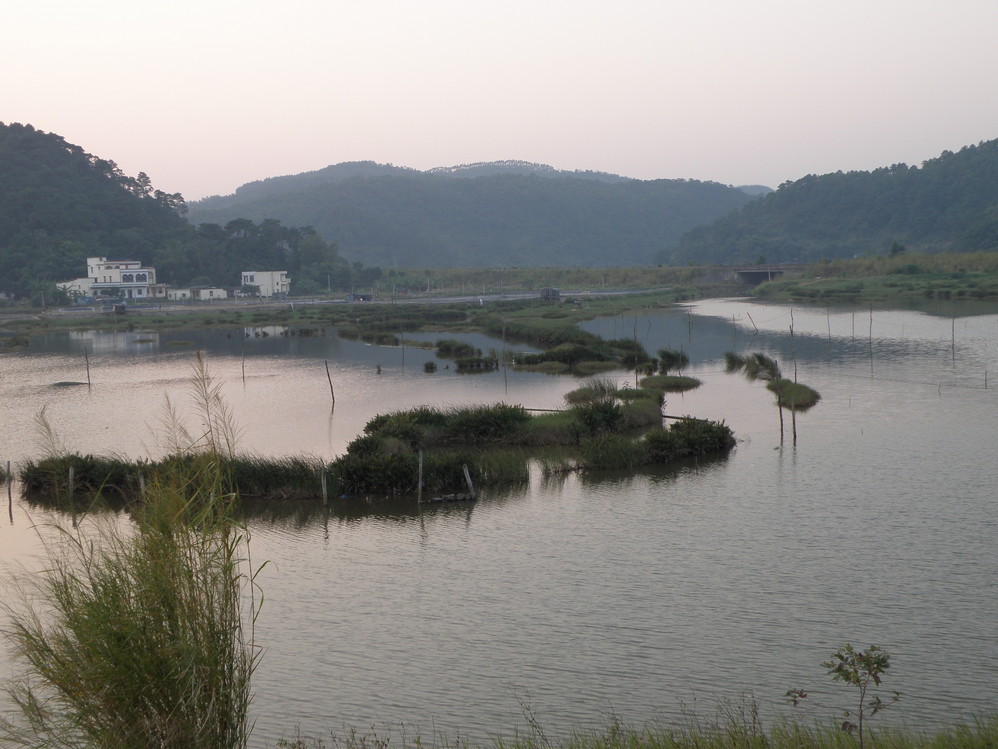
122;274;134;282
135;273;147;282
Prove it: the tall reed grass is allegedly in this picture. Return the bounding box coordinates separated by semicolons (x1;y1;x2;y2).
1;353;261;748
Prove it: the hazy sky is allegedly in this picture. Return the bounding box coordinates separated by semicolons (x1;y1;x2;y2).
5;0;997;201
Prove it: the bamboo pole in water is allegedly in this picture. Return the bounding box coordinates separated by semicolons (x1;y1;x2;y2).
84;347;92;390
325;360;335;405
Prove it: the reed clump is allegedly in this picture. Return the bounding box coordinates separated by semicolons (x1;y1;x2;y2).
1;353;259;748
19;453;327;507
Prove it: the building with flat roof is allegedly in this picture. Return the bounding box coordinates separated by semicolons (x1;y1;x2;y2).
241;270;290;298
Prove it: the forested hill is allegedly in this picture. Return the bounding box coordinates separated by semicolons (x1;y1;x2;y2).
0;123;347;298
0;122;191;296
662;140;998;265
187;162;757;268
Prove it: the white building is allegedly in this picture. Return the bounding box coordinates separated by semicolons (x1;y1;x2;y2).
241;270;290;298
194;287;228;301
167;287;227;302
59;256;162;301
88;257;158;299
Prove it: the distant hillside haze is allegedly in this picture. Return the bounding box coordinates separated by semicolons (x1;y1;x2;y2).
7;120;998;302
664;140;998;265
187;161;758;268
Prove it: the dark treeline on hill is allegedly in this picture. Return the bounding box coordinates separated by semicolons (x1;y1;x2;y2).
0;122;189;297
663;139;998;265
0;123;368;300
186;161;757;268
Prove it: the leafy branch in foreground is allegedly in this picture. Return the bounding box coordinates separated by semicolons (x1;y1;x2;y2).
788;643;901;749
824;644;901;747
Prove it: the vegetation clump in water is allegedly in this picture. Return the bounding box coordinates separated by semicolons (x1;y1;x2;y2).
331;387;733;495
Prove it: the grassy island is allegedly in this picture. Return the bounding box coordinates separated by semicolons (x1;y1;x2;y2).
19;393;733;504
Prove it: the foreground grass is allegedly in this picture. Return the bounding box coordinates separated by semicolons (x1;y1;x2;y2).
276;714;998;749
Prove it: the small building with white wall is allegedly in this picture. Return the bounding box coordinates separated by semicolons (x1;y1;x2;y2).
241;270;290;298
193;287;228;301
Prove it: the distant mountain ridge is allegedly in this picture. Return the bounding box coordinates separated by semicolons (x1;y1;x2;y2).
189;161;757;268
664;140;998;265
206;160;641;205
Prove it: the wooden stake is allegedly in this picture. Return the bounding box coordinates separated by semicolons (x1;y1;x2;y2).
417;450;424;503
84;347;92;390
320;471;328;507
462;464;477;500
325;360;335;404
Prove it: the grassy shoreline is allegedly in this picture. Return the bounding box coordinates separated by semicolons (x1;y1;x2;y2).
276;713;998;749
6;254;998;348
755;251;998;303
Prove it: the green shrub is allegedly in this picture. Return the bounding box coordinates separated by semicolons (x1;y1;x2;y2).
646;416;735;459
564;377;621;405
442;404;531;443
435;338;478;357
572;398;623;434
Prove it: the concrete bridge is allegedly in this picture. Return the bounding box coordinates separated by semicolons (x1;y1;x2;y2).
730;263;807;285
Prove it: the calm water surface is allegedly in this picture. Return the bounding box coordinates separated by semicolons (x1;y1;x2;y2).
1;299;996;746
